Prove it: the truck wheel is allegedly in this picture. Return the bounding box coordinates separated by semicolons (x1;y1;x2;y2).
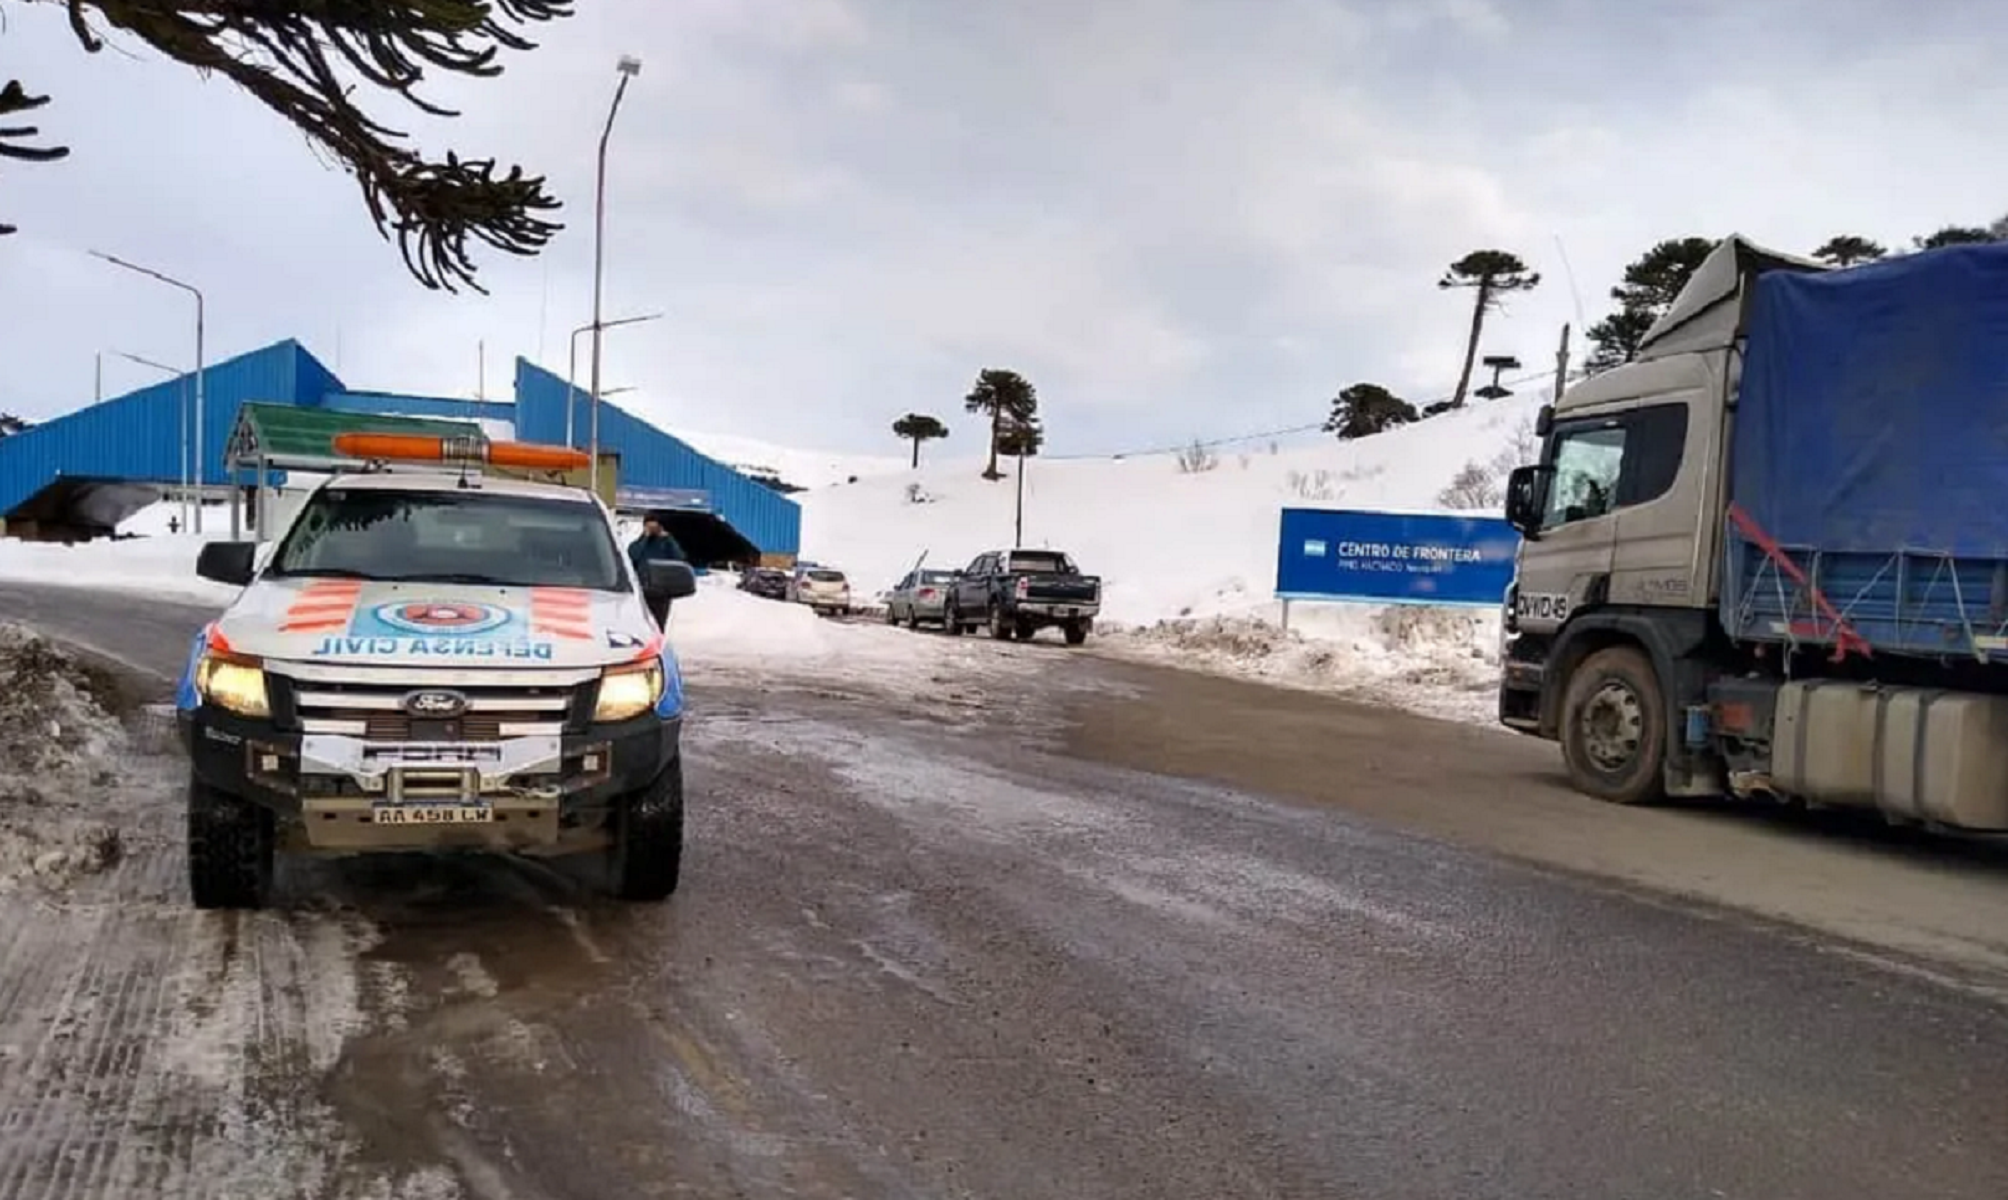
1559;645;1667;806
1063;621;1089;647
988;607;1015;641
943;603;963;636
186;776;275;910
608;757;686;902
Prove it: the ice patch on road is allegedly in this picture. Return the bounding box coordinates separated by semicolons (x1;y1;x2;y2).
0;622;144;892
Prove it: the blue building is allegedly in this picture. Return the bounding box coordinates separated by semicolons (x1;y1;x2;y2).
0;339;801;562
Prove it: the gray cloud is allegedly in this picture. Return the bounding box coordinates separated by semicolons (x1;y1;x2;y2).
4;0;2005;458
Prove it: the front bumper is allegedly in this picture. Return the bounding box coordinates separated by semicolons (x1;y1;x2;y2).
180;704;678;853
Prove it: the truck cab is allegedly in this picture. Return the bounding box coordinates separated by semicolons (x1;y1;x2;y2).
174;434;697;909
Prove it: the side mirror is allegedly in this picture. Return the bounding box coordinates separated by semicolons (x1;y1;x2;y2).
196;541;258;588
1504;465;1552;539
643;560;698;601
1534;404;1554;438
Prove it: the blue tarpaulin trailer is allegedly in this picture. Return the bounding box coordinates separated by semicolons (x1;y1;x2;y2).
1724;243;2008;662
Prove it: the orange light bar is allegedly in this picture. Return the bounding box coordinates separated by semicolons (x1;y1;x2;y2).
331;432;592;472
489;440;594;470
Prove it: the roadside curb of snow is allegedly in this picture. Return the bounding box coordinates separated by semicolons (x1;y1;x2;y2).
0;623;180;893
1091;608;1505;726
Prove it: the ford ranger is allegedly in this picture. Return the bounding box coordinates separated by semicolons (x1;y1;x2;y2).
174;441;698;910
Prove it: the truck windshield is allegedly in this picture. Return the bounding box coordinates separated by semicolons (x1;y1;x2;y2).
1543;425;1625;529
268;488;628;591
1006;551;1074;574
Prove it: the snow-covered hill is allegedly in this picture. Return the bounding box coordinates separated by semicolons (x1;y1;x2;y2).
672;429;912;491
797;397;1544;722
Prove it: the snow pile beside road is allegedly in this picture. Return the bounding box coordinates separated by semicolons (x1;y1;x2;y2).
0;531;240;604
0;623;136;890
1091;604;1501;725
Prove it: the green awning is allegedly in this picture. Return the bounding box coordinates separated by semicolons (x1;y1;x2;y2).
225;402;484;469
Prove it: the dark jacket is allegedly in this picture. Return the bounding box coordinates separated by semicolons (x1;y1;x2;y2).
628;531;687;577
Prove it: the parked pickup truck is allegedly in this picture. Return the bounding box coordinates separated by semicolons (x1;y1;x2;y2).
1499;235;2008;833
174;434;698;910
943;548;1101;644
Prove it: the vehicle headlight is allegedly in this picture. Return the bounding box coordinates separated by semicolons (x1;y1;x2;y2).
595;661;664;723
194;651;270;719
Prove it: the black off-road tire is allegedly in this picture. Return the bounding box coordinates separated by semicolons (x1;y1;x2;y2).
186;776;275;911
943;603;963;636
1559;645;1668;806
1062;621;1089;647
608;757;686;902
988;606;1015;641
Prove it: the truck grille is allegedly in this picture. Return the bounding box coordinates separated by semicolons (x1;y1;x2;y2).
283;678;580;741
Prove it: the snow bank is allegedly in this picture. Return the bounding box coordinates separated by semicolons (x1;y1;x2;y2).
0;624;140;890
0;531;240;603
665;575;966;689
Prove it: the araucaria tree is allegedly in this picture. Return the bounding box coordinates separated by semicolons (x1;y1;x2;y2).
1584;236;1715;374
963;368;1038;480
891;413;949;469
1324;383;1417;440
1812;235;1887;267
1;0;572;291
1439;250;1540;409
1914;225;1997;250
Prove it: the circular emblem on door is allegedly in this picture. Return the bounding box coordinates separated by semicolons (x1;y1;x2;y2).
373;600;511;636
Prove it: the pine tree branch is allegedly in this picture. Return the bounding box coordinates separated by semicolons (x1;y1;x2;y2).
4;0;573;292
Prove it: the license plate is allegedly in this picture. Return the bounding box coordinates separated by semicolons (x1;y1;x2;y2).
372;803;493;825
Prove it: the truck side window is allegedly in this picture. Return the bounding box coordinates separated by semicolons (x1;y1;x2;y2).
1615;402;1688;508
1543;423;1625;529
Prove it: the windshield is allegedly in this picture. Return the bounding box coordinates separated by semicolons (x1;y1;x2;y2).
269;487;627;591
807;570;847;583
919;570;955;585
1006;551;1074;574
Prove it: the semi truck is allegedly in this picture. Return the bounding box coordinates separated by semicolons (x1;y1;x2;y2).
1498;235;2008;831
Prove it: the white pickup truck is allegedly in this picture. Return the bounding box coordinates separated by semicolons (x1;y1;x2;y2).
173;443;697;910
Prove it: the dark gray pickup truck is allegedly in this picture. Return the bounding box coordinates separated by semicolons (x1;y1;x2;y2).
943;549;1102;645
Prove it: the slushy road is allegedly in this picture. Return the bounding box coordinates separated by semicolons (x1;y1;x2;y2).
1;580;2004;1200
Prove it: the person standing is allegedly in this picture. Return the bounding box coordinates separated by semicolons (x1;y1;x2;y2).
628;511;689;628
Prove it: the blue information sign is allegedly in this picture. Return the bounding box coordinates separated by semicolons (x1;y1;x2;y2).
1274;507;1519;607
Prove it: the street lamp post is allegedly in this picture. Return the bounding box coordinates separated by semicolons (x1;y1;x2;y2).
91;251;206;533
566;311;661;447
588;54;643;499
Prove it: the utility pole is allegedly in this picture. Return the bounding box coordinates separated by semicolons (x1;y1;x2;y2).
1013;444;1027;548
91;251;206;533
1552;323;1572;403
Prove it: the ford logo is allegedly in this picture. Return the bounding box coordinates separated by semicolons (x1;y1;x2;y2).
402;689;469;718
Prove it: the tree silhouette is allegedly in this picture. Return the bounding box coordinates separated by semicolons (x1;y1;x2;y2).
1914;226;1996;250
1583;237;1715;374
1;1;571;291
0;412;30;438
1324;383;1418;440
1438;250;1540;409
1812;235;1887;267
890;413;949;469
963;368;1038;480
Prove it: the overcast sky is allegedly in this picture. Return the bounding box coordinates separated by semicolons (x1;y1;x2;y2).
3;0;2003;457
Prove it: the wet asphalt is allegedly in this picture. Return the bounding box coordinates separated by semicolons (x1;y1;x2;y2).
1;580;2005;1200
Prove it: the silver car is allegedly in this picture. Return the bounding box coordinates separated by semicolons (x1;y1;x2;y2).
885;568;958;629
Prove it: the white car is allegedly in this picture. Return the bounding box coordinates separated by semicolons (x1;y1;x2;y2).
790;566;852;615
174;442;698;911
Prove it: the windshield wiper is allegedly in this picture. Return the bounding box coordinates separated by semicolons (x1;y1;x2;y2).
373;572;534;587
267;566;375;580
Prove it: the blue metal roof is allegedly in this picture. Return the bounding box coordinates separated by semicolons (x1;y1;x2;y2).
514;359;801;555
0;339;801;557
0;340;336;515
